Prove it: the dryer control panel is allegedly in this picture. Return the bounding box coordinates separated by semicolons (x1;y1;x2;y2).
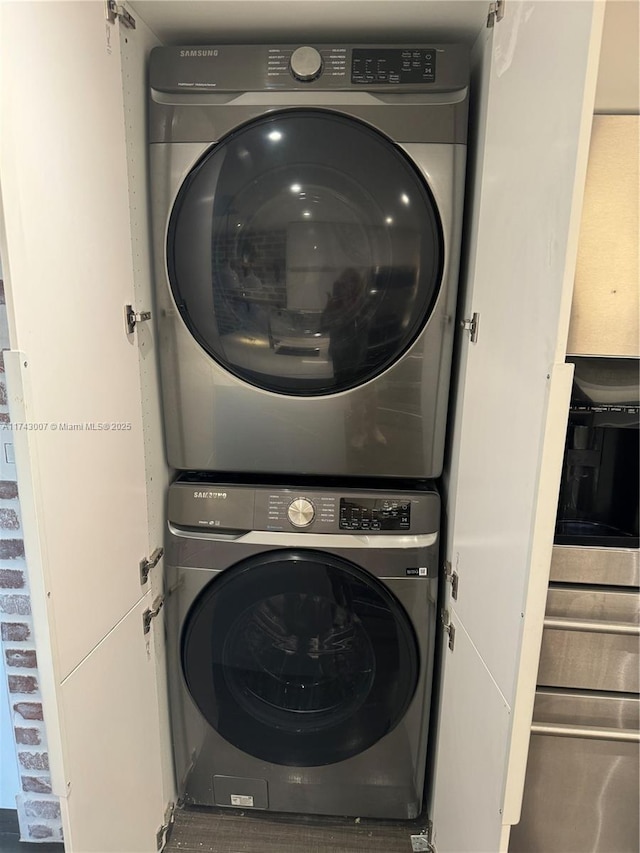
351;48;436;84
149;43;468;95
168;480;439;536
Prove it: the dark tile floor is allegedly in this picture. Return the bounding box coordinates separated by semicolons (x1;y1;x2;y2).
164;806;430;853
0;805;430;853
0;811;63;853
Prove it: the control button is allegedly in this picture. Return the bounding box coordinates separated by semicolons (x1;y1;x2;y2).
290;46;323;81
287;497;315;527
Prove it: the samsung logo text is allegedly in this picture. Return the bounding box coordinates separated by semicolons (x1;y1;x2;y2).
180;49;219;58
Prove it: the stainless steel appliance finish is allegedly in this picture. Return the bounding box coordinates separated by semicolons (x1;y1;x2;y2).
149;44;468;477
538;585;640;693
513;135;640;853
510;546;640;853
165;479;440;819
550;544;640;587
510;689;640;853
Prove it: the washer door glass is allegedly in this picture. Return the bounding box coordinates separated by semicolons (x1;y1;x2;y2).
180;550;419;766
168;109;443;395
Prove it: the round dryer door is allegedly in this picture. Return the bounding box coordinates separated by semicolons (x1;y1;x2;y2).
167;109;443;396
180;549;419;766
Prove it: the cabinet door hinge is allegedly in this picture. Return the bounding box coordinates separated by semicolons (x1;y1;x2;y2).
444;560;459;601
460;312;480;343
140;547;164;585
143;596;165;635
125;304;152;335
156;803;175;851
106;1;136;28
441;609;456;652
487;0;506;27
411;819;436;852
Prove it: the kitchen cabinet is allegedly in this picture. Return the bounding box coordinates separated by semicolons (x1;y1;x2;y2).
0;2;604;851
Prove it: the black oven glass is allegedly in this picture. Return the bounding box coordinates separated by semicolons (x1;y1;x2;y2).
556;358;639;548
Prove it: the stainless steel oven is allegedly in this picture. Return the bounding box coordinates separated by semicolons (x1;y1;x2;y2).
510;546;640;853
510;358;639;853
513;686;639;853
555;357;639;548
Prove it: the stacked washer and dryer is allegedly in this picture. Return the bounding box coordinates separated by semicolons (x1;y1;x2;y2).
149;43;468;820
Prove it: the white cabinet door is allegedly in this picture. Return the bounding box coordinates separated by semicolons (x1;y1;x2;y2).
0;3;168;850
0;0;150;682
431;2;604;851
57;593;166;853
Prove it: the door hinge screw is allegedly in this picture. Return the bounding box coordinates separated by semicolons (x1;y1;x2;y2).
441;609;456;652
444;561;459;600
140;547;164;585
460;312;480;343
487;0;505;27
106;1;136;28
125;304;152;335
143;596;164;635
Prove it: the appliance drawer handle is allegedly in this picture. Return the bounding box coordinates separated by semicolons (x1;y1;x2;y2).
544;616;640;636
531;722;640;743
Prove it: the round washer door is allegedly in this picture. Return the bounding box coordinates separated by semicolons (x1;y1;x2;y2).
168;109;443;396
181;549;419;766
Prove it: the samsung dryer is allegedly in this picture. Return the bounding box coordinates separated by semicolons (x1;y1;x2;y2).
149;44;468;477
165;476;440;819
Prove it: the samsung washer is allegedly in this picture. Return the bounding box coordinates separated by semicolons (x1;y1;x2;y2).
149;44;468;477
165;476;440;819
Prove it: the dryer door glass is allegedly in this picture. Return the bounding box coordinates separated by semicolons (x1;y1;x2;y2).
180;549;420;766
168;109;443;396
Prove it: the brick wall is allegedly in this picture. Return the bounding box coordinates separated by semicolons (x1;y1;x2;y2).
0;278;63;842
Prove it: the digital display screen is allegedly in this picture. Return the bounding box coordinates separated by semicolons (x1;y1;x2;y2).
352;48;436;85
339;498;411;531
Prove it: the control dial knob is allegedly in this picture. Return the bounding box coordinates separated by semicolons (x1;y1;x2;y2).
287;497;315;527
290;46;323;82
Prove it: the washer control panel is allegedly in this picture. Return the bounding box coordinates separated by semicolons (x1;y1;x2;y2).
289;46;323;81
339;497;411;531
264;492;335;530
287;497;316;527
168;481;439;536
